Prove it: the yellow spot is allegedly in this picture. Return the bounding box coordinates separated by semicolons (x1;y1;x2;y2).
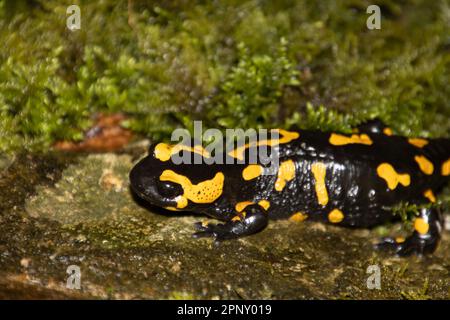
414;218;429;235
201;220;209;227
154;143;172;161
289;212;308;222
414;155;434;175
165;206;178;211
275;160;296;191
235;200;270;212
278;129;300;141
228;129;299;160
160;170;224;209
442;159;450;176
235;201;253;212
174;195;188;209
376;163;411;190
154;143;210;162
258;200;270;210
232;212;247;222
329;133;373;146
242;164;263;181
231;215;241;222
328;209;344;223
408;138;428;148
424;189;436;203
383;128;393;136
311;162;329;206
395;237;405;243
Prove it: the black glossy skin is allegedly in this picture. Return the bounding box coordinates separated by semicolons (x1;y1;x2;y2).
130;120;449;256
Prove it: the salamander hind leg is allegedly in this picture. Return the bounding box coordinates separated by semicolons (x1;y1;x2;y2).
375;207;444;256
193;204;269;242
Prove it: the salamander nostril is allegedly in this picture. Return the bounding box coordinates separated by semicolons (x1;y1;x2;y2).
157;180;183;198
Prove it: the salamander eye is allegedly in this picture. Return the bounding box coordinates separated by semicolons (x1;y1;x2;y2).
157;180;183;198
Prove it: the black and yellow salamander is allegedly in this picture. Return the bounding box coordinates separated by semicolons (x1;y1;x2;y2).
129;119;450;256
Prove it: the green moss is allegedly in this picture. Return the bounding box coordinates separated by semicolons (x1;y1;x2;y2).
207;39;300;129
401;279;431;300
0;52;91;150
0;0;449;152
168;291;197;300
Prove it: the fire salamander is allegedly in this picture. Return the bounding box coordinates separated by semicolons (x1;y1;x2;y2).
130;119;450;256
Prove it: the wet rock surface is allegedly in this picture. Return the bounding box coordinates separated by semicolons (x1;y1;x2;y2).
0;151;448;299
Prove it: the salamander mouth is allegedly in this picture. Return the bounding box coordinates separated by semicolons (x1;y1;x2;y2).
129;156;183;208
130;181;179;207
129;181;149;201
129;168;179;207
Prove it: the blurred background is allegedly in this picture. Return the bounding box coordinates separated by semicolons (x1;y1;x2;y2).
0;0;449;153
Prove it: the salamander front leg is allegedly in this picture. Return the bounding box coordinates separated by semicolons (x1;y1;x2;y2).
193;204;269;242
375;207;443;256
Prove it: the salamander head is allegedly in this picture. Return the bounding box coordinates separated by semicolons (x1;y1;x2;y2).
129;143;225;212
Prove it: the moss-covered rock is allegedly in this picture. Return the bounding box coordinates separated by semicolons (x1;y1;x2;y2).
0;152;448;299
